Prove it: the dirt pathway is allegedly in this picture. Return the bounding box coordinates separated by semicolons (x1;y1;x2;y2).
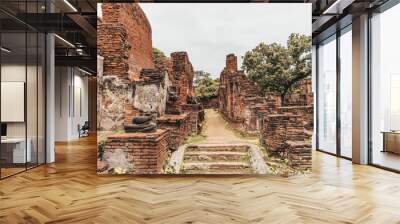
202;109;258;145
168;109;267;174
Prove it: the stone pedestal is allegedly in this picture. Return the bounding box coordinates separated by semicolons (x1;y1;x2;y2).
157;113;189;151
101;130;169;174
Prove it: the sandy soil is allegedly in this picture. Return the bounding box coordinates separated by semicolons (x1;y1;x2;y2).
202;109;258;145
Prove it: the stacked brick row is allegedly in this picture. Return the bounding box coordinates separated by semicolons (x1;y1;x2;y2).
260;96;314;171
102;130;169;174
157;114;190;151
283;80;313;106
100;3;153;81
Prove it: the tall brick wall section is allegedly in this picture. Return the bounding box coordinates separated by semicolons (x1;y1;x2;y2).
167;52;195;114
219;54;263;134
99;3;153;81
226;53;238;73
97;3;155;131
100;130;169;174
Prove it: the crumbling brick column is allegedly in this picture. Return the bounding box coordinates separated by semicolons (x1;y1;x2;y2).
218;54;266;134
157;113;190;151
166;52;194;114
182;104;204;135
100;130;169;174
226;53;238;73
261;110;311;171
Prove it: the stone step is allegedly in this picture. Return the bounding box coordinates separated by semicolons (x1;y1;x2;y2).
184;162;251;171
186;145;249;153
182;168;254;175
184;151;249;162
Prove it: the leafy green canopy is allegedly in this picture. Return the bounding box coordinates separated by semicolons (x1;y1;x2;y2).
194;71;220;102
242;33;311;102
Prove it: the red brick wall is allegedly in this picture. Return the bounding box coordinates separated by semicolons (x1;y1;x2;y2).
182;104;204;135
99;3;153;81
219;54;263;134
218;53;313;171
101;130;169;174
167;52;195;114
98;3;155;131
283;79;313;106
226;53;238;73
157;113;190;151
260;107;312;171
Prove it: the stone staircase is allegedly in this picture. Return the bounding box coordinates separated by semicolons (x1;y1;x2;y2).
181;144;254;174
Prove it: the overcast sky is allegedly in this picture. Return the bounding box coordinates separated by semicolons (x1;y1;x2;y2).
141;4;311;78
99;4;311;79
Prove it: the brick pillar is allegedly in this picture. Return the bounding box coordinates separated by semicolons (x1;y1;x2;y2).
226;53;237;73
182;103;204;135
167;52;194;114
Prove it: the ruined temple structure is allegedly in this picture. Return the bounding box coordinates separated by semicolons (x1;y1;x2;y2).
218;54;314;171
97;3;203;175
157;52;204;151
219;54;265;135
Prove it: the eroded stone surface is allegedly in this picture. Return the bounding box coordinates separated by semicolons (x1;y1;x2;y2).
133;70;170;116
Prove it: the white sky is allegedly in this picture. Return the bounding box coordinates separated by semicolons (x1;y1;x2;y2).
141;3;311;78
99;3;311;79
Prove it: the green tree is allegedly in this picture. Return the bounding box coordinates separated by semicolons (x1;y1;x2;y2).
242;33;311;105
194;71;219;102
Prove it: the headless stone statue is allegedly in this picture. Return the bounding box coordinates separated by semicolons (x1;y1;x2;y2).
124;115;157;133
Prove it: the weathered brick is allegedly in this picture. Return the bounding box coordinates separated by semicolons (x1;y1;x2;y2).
219;53;314;171
101;130;169;174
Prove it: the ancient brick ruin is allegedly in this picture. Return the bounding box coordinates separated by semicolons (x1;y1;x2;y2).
157;52;204;151
97;3;312;175
102;130;169;174
97;3;203;175
219;54;267;135
218;54;313;171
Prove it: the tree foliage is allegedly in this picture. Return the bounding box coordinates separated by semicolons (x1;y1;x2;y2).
194;71;219;102
242;33;311;103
